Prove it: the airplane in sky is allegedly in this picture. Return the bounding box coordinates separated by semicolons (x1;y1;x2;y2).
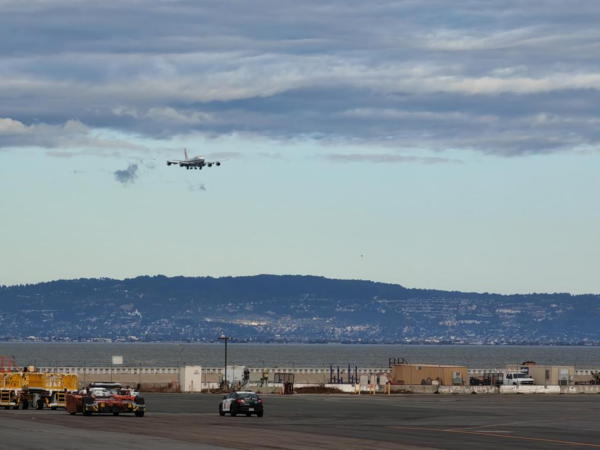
167;149;223;170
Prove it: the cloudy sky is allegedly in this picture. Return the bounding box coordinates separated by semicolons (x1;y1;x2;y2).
1;0;599;294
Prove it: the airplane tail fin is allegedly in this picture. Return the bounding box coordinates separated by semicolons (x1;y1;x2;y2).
184;148;189;160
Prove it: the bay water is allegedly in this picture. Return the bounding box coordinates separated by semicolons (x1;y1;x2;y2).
1;343;600;369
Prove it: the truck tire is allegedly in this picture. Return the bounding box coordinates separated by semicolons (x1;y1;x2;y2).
135;411;144;417
257;412;264;417
22;400;29;410
36;399;44;410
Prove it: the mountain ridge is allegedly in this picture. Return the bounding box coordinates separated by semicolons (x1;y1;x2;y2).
1;275;598;344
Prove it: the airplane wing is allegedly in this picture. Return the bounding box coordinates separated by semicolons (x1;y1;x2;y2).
204;160;225;167
167;160;185;166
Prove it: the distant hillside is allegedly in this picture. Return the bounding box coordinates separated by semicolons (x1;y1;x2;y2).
1;275;599;344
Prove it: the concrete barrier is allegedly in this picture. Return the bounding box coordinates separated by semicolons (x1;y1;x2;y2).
254;387;284;394
560;385;600;394
391;385;438;394
324;383;358;393
439;386;498;394
500;385;560;394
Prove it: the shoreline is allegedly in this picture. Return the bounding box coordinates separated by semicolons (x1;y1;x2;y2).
3;341;600;346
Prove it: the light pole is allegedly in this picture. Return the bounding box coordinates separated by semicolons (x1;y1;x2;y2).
219;335;231;389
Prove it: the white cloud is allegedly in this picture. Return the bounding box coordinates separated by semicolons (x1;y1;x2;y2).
145;107;214;125
0;118;146;154
0;118;28;134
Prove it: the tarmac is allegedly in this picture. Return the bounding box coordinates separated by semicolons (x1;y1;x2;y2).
0;393;599;449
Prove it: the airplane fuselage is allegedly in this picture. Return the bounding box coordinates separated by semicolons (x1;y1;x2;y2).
181;156;205;167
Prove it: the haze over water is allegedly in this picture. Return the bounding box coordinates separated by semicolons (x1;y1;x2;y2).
3;343;600;369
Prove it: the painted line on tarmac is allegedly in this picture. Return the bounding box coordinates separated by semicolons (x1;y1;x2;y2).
389;425;600;448
450;416;573;432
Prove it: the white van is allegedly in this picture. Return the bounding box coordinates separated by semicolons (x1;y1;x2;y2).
502;372;535;386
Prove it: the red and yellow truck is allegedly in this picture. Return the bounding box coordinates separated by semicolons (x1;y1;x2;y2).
66;382;146;417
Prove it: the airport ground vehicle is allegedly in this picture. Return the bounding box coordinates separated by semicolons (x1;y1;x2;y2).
0;372;23;409
502;372;535;386
1;369;78;410
66;382;146;417
219;391;263;417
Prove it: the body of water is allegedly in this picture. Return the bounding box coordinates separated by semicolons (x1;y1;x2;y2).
1;343;600;369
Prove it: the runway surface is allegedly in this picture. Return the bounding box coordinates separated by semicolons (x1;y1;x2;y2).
0;393;599;449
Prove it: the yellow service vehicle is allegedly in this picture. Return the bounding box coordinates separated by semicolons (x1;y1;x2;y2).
1;368;79;410
0;373;24;409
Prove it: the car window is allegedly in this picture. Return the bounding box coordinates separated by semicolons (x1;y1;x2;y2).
238;393;258;400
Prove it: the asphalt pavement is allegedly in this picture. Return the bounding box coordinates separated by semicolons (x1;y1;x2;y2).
0;393;598;449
